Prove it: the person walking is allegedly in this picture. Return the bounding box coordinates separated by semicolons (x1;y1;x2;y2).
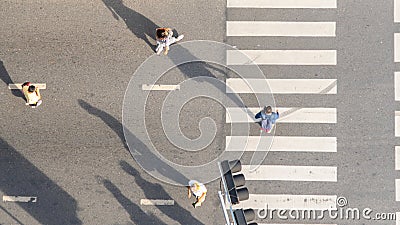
187;180;207;208
22;82;42;108
155;28;184;55
255;106;279;133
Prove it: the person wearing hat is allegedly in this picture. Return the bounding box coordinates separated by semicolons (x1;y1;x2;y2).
155;27;184;55
187;180;207;208
22;82;42;108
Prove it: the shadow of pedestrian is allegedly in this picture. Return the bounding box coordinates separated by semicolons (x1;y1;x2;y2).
77;99;129;151
100;2;249;112
0;60;12;85
101;0;157;49
77;99;189;184
0;60;24;98
120;160;204;225
0;137;81;225
102;179;167;225
78;100;204;224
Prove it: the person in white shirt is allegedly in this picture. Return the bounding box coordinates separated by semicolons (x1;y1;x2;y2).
187;180;207;208
155;28;184;55
22;82;42;108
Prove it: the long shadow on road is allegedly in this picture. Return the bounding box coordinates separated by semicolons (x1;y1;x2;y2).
0;60;13;85
120;160;204;225
102;179;167;225
0;137;81;225
102;0;156;48
78;100;203;224
100;1;247;109
78;99;189;184
0;60;24;98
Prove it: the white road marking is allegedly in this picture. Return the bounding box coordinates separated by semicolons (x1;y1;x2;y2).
140;199;174;206
396;111;400;137
3;196;37;203
396;212;400;225
226;78;337;94
232;194;337;210
226;107;337;123
397;180;400;201
396;72;400;100
396;147;400;170
396;0;400;22
8;83;46;89
395;34;400;62
241;165;337;182
227;0;337;8
226;136;337;152
142;84;180;91
227;21;336;37
227;50;337;65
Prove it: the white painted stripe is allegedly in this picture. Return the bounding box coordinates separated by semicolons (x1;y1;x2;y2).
395;34;400;62
396;147;400;170
397;180;400;201
227;21;336;37
226;78;337;94
396;72;400;101
232;194;337;210
142;84;180;91
3;196;37;203
226;136;337;152
242;165;337;182
227;50;337;65
397;212;400;225
396;111;400;137
226;107;336;123
8;83;46;89
140;199;174;205
396;0;400;22
227;0;337;8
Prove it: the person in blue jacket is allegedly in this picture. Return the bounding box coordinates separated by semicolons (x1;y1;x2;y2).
255;106;279;133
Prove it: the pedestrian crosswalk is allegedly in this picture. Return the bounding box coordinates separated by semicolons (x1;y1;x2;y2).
395;2;400;209
225;0;337;223
227;0;337;9
227;21;336;37
227;50;337;65
240;165;337;182
226;107;337;123
232;194;337;210
226;78;337;94
226;136;337;152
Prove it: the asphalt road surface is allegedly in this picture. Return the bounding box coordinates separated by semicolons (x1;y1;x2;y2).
0;0;225;224
1;0;400;225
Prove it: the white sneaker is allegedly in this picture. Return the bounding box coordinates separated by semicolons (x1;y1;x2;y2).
36;100;42;107
176;35;184;42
